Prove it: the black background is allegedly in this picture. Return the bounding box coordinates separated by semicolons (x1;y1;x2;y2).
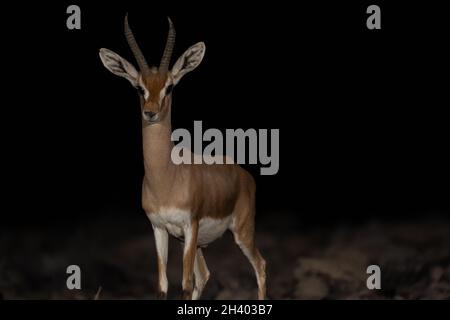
4;1;449;225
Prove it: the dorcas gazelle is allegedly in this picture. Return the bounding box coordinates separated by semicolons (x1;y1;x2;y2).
99;15;266;300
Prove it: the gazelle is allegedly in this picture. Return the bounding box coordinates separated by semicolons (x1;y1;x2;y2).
99;15;266;300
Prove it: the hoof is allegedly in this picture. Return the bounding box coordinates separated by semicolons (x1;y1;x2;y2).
181;290;192;300
156;291;167;300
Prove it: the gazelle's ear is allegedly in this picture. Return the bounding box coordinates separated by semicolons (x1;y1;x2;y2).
171;42;205;85
99;48;139;87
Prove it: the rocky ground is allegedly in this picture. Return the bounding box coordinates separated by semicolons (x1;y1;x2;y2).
1;213;449;299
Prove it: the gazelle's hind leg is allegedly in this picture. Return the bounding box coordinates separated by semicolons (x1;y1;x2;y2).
231;192;267;299
232;229;266;299
192;248;210;300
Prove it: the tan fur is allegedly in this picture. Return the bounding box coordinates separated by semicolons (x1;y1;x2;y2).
142;72;169;113
98;19;264;299
88;39;262;300
156;255;166;294
137;72;266;300
181;219;198;299
193;249;210;299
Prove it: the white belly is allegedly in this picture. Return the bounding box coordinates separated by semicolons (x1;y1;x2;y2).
147;207;231;246
198;215;232;245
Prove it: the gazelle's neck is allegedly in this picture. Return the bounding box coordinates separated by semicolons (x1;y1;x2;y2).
141;96;176;186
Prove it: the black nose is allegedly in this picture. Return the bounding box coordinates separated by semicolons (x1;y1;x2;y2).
144;111;157;119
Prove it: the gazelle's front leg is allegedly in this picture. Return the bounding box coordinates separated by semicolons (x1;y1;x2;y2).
192;248;210;300
152;225;169;299
182;219;199;300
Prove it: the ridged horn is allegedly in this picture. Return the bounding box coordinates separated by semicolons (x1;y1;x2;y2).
159;17;176;71
124;14;150;75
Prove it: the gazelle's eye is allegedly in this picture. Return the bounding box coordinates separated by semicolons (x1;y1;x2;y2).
165;84;173;96
136;86;145;95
